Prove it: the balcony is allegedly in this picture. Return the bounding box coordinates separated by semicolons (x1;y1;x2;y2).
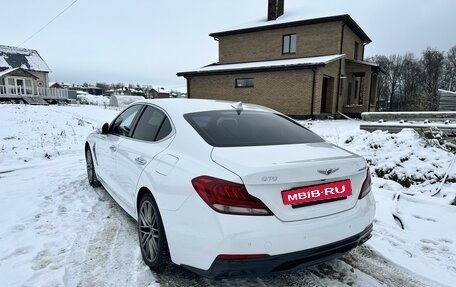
0;85;68;100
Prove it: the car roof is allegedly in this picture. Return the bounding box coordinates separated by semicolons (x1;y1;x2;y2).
135;98;277;116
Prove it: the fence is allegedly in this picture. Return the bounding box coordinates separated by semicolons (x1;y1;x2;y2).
0;85;68;99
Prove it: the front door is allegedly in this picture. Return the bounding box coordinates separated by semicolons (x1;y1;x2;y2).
320;76;334;114
15;79;25;95
115;105;174;213
95;104;143;200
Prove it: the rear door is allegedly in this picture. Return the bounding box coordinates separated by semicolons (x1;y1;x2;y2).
115;105;175;212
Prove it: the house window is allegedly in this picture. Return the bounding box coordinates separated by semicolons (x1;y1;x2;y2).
282;34;296;54
354;41;359;60
235;78;254;88
24;79;33;95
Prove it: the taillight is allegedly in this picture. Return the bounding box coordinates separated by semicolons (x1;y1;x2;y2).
359;167;372;199
191;176;273;216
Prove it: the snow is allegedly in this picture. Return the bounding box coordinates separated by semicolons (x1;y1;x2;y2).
212;10;337;36
363;111;456;116
0;105;455;286
76;93;111;106
0;55;9;68
305;119;456;286
0;45;51;72
183;54;343;74
439;89;456;95
0;104;154;286
109;95;146;107
362;122;456;128
0;67;21;78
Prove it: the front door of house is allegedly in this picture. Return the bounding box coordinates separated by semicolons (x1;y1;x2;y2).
16;79;25;95
320;76;334;114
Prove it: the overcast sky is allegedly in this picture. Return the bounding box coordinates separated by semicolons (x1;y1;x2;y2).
3;0;456;91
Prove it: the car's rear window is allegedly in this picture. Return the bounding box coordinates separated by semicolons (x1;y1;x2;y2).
184;110;324;147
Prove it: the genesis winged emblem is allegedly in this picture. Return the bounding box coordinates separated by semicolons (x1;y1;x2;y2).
317;168;340;175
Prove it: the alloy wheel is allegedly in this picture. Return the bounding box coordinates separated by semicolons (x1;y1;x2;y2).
139;201;160;262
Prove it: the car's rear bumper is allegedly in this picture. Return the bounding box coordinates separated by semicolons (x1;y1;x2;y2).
183;223;373;279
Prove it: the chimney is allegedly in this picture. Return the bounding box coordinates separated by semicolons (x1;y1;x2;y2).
268;0;284;21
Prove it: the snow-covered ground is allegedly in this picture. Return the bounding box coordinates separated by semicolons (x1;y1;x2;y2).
0;103;455;286
306;120;456;286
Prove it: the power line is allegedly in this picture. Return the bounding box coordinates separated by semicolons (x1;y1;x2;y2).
18;0;81;47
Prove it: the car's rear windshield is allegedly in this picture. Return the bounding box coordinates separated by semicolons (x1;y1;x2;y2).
184;110;324;147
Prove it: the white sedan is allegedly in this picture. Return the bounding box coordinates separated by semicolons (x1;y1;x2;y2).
85;99;375;278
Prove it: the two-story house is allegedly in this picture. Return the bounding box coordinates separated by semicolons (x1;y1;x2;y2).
0;45;67;104
178;0;380;118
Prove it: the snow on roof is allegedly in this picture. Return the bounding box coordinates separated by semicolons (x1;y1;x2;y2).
213;11;316;34
439;89;456;95
0;67;38;79
0;45;51;72
0;55;9;68
210;13;371;44
0;67;20;78
178;54;344;75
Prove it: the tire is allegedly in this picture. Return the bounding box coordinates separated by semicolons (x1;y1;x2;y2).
86;147;101;187
138;192;169;270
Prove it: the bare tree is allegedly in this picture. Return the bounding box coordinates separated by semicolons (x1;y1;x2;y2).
95;82;110;90
421;47;444;110
367;55;390;111
368;55;403;111
442;45;456;91
398;53;424;110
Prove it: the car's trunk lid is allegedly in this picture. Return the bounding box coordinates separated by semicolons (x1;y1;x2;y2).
211;142;367;222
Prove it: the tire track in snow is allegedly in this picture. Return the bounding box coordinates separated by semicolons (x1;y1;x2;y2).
153;260;325;287
154;244;445;287
341;245;444;287
64;185;155;287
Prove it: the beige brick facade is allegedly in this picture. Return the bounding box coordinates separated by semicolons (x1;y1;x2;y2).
179;15;379;117
188;69;315;115
219;22;342;64
342;27;365;61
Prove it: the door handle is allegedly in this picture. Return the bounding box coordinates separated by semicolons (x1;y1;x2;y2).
135;157;147;165
109;145;117;152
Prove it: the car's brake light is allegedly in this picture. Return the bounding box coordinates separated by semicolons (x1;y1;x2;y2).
359;168;372;199
191;176;273;216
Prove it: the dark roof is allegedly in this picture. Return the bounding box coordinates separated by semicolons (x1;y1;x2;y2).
0;45;51;72
210;14;371;44
346;59;386;74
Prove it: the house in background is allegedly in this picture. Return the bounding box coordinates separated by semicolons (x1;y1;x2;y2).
178;0;380;118
49;82;64;89
0;45;67;104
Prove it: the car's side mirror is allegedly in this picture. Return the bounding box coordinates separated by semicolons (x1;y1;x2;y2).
101;123;109;135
